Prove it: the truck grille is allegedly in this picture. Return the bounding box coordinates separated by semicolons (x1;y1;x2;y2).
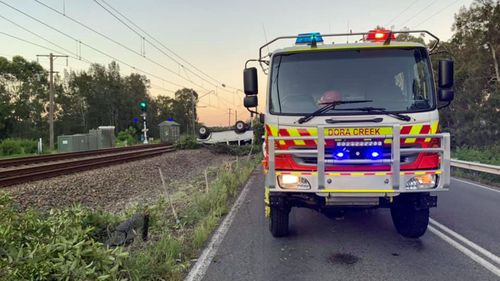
291;145;420;166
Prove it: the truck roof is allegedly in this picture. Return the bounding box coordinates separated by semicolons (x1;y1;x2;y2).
272;41;427;56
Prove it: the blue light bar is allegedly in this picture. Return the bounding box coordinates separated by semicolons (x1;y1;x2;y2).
295;32;324;45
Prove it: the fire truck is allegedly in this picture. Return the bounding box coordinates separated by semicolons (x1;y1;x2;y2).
242;30;454;238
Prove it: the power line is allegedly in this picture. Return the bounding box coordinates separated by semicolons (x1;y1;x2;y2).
1;1;237;117
385;0;420;27
97;0;229;85
0;13;88;63
32;0;212;92
0;31;65;56
399;0;438;28
0;1;203;91
94;0;242;93
414;0;464;27
0;30;226;114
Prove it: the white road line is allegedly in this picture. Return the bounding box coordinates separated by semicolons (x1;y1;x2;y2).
430;218;500;266
428;225;500;277
184;171;255;281
452;177;500;194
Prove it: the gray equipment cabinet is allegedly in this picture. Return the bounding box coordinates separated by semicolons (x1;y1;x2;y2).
159;121;180;144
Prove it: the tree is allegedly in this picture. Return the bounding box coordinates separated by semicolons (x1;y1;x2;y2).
440;0;500;147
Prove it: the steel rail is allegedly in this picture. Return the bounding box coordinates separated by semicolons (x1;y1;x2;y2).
0;145;175;187
0;143;166;168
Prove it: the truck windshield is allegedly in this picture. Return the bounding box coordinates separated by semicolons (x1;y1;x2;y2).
270;48;435;115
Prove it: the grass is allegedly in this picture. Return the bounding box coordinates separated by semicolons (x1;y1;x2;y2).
123;156;258;280
0;154;259;280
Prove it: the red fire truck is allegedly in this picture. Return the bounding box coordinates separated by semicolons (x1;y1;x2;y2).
242;30;454;238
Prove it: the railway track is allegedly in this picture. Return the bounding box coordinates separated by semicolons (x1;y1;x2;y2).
0;144;175;187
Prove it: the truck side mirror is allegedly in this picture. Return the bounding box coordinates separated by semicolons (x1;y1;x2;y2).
438;59;454;89
438;88;454;102
244;95;258;108
243;67;258;95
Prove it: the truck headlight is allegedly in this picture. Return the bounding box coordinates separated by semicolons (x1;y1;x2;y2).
405;174;436;190
278;175;311;190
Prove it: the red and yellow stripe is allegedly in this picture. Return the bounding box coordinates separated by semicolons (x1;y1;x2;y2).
265;122;439;146
270;170;441;176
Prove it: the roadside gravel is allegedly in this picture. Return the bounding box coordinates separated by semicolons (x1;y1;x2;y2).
2;148;233;213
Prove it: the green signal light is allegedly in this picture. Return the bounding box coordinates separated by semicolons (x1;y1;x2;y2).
139;101;148;111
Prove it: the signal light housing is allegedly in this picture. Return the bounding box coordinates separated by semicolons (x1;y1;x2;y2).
139;101;148;112
366;29;395;42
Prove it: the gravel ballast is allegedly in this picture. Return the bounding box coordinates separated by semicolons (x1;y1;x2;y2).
2;148;234;213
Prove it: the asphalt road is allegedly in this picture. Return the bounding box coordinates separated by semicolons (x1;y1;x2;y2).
197;170;500;281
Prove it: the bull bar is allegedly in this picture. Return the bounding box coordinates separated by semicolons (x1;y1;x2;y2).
266;124;451;193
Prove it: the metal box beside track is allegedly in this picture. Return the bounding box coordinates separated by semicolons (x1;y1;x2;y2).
159;121;180;144
97;126;115;149
57;134;89;152
57;126;115;152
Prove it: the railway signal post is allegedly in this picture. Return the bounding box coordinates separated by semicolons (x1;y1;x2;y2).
139;101;149;144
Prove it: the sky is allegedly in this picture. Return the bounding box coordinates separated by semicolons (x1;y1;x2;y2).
0;0;474;126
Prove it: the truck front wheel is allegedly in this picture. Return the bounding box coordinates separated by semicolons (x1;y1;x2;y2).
390;195;429;239
269;206;290;237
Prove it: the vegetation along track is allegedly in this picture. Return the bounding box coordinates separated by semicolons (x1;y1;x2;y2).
0;144;175;187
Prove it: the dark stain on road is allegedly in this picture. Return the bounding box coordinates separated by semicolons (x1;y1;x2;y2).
328;253;360;265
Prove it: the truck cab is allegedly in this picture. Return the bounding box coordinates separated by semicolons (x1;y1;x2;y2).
243;30;454;238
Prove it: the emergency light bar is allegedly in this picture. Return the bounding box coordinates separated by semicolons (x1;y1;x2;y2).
365;29;395;42
295;32;324;45
256;30;440;73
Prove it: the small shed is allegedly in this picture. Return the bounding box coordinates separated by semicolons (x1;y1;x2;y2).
159;120;180;144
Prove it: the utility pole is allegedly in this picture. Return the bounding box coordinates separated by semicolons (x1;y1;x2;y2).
37;53;68;150
192;92;196;136
228;108;232;126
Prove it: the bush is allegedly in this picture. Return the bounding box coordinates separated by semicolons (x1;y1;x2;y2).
0;196;128;280
206;143;261;156
453;145;500;165
117;127;139;146
0;138;38;156
175;135;200;149
452;145;500;186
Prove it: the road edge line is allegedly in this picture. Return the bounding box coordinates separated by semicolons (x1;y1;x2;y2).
452;177;500;193
184;170;257;281
429;218;500;266
428;225;500;277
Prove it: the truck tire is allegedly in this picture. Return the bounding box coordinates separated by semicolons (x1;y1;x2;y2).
390;197;429;238
234;120;247;133
269;206;290;237
198;126;210;139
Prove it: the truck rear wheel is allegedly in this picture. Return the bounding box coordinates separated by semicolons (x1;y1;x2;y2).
390;195;429;238
269;206;290;237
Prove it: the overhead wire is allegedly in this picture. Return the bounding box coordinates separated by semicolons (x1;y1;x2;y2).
31;0;212;92
0;0;206;91
384;0;420;27
399;0;438;28
0;13;88;63
93;0;243;94
414;0;464;27
0;31;68;57
97;0;235;87
2;0;238;119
